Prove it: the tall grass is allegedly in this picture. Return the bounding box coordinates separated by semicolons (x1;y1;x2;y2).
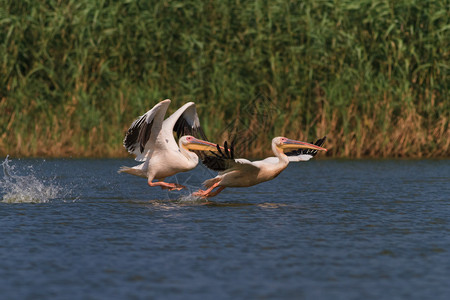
1;0;448;158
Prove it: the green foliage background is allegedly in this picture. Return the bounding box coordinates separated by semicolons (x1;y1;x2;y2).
1;0;449;157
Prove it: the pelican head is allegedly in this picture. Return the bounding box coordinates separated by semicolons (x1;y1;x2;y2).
179;135;221;152
273;136;327;152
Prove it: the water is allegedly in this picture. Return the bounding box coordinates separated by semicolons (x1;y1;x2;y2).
0;158;449;299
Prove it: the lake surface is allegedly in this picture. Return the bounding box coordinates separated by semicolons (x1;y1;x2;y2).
1;158;449;299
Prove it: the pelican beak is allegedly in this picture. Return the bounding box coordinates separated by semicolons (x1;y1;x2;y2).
281;139;327;152
185;138;223;151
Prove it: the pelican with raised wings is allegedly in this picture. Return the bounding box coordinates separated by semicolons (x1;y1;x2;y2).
193;137;327;197
119;99;219;191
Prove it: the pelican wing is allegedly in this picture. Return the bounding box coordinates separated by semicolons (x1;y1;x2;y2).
163;102;207;141
285;136;327;161
201;141;258;174
201;141;234;171
123;100;170;160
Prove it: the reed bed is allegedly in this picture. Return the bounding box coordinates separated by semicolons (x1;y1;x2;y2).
1;0;448;158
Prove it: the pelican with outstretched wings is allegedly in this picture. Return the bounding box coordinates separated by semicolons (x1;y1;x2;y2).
119;99;219;191
194;136;327;197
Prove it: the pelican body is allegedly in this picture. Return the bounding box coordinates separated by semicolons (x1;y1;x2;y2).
119;99;218;191
194;137;327;197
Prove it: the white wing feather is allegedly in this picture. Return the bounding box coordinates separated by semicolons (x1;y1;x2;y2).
123;99;170;161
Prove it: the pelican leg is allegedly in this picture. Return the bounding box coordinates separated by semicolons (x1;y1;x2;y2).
205;186;225;197
161;182;186;191
193;182;223;198
148;180;186;191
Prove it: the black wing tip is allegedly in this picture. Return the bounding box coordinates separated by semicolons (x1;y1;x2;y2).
174;114;208;141
221;140;234;159
123;102;173;155
201;140;235;171
122;113;154;155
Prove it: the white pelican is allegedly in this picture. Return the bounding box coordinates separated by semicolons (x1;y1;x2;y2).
193;137;327;197
263;136;327;163
118;99;219;191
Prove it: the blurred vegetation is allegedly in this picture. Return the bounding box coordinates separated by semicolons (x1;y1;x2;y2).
0;0;449;158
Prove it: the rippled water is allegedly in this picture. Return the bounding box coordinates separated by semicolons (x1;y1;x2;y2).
1;158;449;299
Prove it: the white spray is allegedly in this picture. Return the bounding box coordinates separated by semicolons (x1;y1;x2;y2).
0;156;63;203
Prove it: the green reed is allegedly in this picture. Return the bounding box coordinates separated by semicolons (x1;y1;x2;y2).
1;0;448;158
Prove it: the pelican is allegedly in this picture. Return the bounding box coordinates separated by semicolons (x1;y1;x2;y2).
262;136;327;163
118;99;219;191
193;137;327;197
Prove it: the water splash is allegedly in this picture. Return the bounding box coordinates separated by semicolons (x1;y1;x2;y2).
0;156;63;203
177;193;208;204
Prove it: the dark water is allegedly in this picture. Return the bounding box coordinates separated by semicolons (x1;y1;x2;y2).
1;158;449;299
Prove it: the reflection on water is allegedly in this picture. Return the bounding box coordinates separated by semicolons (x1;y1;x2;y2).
145;196;288;209
0;158;449;300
